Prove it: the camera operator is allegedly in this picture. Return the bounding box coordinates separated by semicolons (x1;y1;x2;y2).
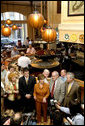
55;101;84;125
22;111;37;125
49;99;63;125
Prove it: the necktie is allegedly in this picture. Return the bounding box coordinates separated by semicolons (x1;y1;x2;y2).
68;83;72;93
51;81;55;98
26;78;28;85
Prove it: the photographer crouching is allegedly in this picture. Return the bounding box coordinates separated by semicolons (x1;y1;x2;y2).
49;99;64;125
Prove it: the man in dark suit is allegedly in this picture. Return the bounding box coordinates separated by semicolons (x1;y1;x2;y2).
64;72;81;107
19;67;36;112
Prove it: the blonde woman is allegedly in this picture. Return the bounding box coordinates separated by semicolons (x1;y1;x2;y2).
34;74;50;125
5;72;20;111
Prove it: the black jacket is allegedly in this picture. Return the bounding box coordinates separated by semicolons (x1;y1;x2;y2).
19;76;36;98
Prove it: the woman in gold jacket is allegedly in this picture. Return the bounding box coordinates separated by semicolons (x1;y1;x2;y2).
33;74;50;125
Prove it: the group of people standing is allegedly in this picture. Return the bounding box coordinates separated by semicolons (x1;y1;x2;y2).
1;60;83;125
1;37;84;125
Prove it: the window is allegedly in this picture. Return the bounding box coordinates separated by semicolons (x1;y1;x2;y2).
9;23;27;44
1;12;26;21
1;12;27;44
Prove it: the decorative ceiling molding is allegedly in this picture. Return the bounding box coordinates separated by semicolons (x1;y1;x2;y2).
1;1;41;6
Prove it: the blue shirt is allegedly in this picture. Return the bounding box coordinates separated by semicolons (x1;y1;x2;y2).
60;76;67;83
72;113;84;125
60;107;84;125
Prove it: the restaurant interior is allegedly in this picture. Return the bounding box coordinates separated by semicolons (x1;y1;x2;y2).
1;1;84;125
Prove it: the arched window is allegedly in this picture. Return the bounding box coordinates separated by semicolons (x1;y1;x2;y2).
1;12;27;44
1;12;26;20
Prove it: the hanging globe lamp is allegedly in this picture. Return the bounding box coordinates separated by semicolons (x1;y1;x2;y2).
6;19;12;25
1;26;11;37
1;24;5;29
42;26;56;42
28;11;44;29
12;24;17;30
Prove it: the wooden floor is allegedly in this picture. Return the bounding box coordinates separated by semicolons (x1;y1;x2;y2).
37;116;52;125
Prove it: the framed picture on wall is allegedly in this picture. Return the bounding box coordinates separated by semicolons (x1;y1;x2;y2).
68;1;84;16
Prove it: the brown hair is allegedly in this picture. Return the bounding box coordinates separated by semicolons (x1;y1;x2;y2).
38;74;45;80
8;64;15;70
8;72;17;82
23;67;29;73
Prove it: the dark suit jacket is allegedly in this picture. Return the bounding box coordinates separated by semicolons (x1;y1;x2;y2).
19;76;36;98
64;80;81;107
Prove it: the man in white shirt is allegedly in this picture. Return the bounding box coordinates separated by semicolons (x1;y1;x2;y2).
18;52;31;69
26;41;36;56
